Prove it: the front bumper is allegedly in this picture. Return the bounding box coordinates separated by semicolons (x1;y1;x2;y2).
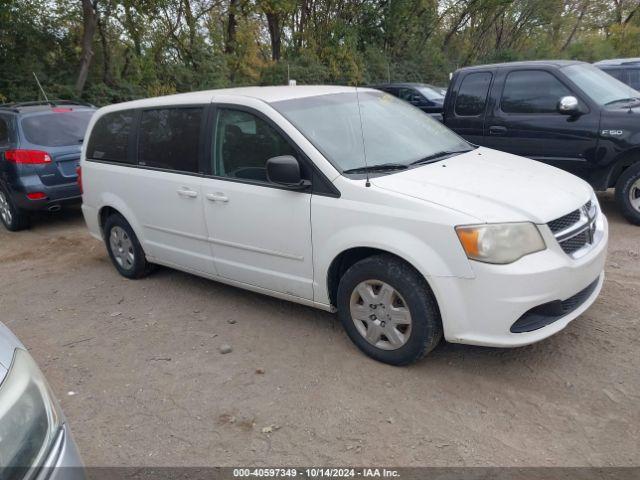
431;214;608;348
35;423;85;480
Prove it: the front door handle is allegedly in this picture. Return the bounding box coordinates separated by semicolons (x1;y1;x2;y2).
177;188;198;198
206;193;229;203
489;125;507;136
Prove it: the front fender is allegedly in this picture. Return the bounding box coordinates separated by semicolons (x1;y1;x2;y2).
313;223;475;306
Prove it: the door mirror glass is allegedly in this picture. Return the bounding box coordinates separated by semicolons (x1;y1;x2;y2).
557;96;580;115
266;155;309;189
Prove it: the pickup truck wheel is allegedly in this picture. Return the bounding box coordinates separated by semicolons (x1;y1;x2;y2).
104;214;154;279
0;187;29;231
615;163;640;225
337;254;442;365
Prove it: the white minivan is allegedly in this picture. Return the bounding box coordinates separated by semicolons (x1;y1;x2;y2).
80;86;608;365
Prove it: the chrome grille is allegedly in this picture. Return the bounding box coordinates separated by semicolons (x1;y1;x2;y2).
547;200;598;257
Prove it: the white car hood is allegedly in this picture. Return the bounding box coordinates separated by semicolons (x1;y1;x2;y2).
372;147;592;223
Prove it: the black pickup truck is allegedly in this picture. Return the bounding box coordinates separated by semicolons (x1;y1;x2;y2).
442;60;640;224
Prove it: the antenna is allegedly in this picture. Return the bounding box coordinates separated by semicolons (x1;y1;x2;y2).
354;85;371;187
33;72;50;103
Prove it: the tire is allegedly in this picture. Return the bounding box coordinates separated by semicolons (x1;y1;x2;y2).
0;186;29;231
615;162;640;225
103;213;154;279
337;254;443;365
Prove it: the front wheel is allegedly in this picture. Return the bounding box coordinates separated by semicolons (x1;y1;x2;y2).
615;162;640;225
337;254;443;365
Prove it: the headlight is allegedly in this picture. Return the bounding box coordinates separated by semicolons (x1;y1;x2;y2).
455;222;546;264
0;349;61;474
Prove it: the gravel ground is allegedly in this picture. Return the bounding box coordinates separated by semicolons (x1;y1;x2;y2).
0;191;638;467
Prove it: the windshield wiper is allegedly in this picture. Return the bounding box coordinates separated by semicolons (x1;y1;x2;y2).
410;149;474;166
343;163;408;174
605;97;640;106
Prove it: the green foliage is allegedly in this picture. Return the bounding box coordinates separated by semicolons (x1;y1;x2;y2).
1;0;639;106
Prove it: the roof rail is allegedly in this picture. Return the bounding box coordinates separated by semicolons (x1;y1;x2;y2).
0;99;95;109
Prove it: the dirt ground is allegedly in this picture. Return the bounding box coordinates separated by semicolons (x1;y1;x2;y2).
0;191;638;467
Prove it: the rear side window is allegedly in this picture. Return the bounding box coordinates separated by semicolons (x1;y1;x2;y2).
87;110;135;163
138;108;203;173
455;72;492;116
628;69;640;89
603;68;626;82
502;70;571;114
0;117;9;144
21;110;94;147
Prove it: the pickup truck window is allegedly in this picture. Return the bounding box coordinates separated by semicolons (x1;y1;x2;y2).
629;70;640;90
563;63;639;106
501;70;571;114
455;72;492;116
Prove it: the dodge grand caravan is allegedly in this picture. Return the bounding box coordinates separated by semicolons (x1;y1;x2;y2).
80;86;608;365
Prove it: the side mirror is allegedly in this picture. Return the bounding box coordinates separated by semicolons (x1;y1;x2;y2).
266;155;310;189
557;96;581;115
410;94;423;104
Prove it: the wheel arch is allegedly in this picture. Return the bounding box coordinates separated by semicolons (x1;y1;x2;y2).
96;194;145;244
606;148;640;188
326;247;437;309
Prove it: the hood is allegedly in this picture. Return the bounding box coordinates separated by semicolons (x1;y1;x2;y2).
372;147;592;224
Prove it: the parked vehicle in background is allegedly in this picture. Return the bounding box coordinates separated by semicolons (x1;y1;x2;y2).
0;321;85;479
594;58;640;90
442;60;640;224
370;82;445;114
81;86;606;365
0;101;95;231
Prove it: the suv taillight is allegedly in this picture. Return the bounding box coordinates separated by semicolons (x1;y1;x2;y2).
76;165;83;194
5;149;52;164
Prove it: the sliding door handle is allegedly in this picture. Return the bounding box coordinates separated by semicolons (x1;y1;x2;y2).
206;193;229;203
489;125;507;136
177;188;198;198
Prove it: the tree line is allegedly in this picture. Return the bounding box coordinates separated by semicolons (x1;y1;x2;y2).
1;0;639;106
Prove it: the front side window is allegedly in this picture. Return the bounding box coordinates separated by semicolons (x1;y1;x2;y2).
272;91;472;173
22;110;94;147
502;70;572;114
138;108;203;173
87;110;134;163
398;88;419;102
455;72;492;116
213;109;296;182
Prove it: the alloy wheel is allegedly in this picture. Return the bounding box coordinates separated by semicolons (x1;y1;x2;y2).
0;191;12;225
629;178;640;212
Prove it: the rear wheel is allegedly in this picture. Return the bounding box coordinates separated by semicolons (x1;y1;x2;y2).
0;187;29;231
337;254;442;365
615;162;640;225
103;214;153;279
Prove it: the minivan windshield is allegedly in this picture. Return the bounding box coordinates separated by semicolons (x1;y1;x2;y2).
563;64;640;106
21;109;94;147
272;91;472;173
